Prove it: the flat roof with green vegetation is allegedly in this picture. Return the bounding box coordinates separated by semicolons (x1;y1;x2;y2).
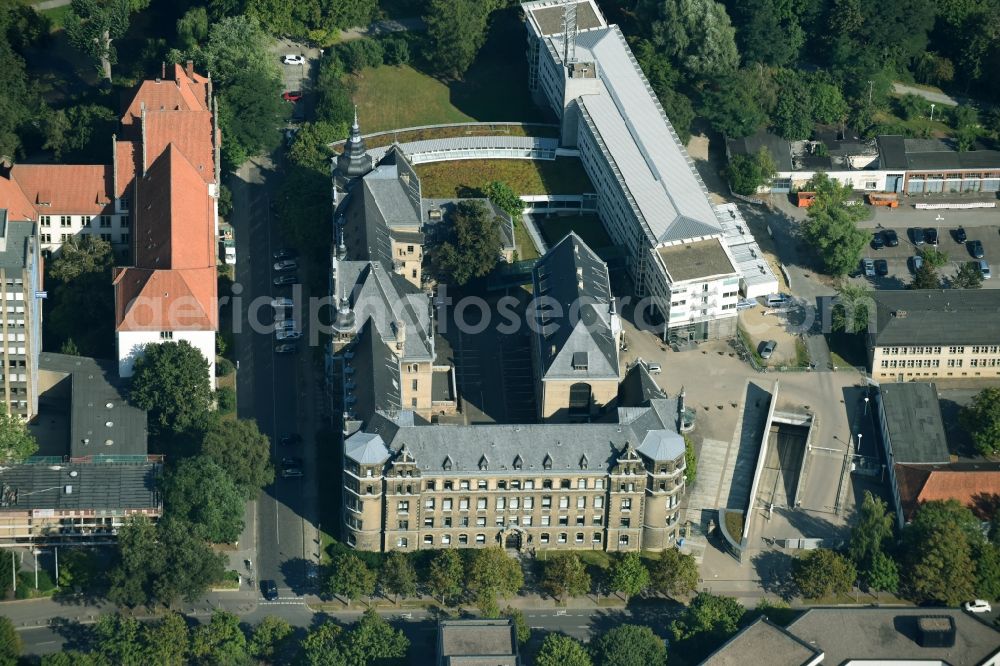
414;158;594;198
537;214;612;250
353;65;476;132
656;238;737;282
360;123;560;150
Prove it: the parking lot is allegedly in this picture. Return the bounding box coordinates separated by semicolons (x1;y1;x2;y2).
859;222;1000;289
271;39;321;123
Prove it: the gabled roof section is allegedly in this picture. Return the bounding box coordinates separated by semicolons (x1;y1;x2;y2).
10;165;112;215
0;172;36;221
143;110;215;184
121;64;210;127
895;463;1000;522
637;430;684;462
344;431;391;465
113;266;217;332
134;144;214;270
533;233;619;380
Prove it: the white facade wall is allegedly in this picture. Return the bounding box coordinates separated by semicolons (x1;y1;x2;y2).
769;170;892;193
117;330;216;387
37;213;132;253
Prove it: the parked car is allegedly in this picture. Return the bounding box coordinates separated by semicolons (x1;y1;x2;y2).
261;579;278;600
273;274;298;286
647;362;662;374
969;240;985;258
954;227;967;243
282;54;305;65
279;433;303;446
924;228;939;245
910;255;924;272
765;293;790;308
275;343;298;354
736;298;757;310
281;468;304;478
883;229;899;246
282;90;303;102
978;259;992;279
272;248;298;261
276;330;302;341
274;259;298;272
274;319;297;332
759;340;777;360
874;259;889;276
862;258;875;277
909;228;925;245
963;599;992;614
271;297;293;308
871;233;884;250
281;457;303;469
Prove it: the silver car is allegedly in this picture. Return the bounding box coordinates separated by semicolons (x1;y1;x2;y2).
862;258;875;278
910;255;924;272
759;340;777;359
979;259;991;279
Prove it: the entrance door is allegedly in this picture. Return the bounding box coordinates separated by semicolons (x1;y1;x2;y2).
504;531;522;550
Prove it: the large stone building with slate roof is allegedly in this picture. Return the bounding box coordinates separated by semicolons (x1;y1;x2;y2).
522;0;742;342
867;289;1000;381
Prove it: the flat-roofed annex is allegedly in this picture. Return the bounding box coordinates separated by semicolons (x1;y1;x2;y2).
527;0;604;36
655;237;737;283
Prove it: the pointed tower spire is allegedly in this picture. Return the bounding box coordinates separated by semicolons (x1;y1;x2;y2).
336;105;372;178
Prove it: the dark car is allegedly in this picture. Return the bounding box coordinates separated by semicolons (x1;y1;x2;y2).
273;274;298;286
281;456;303;469
924;228;939;245
871;233;884;250
883;229;899;247
910;228;925;245
874;259;889;276
970;240;985;258
272;248;298;261
279;433;303;446
955;227;967;243
282;90;303;102
261;580;278;601
275;343;298;354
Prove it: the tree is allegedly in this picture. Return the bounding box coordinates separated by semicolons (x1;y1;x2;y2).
42;104;117;162
0;617;20;666
792;548;856;599
906;516;977;605
591;624;667;666
810;81;848;125
633;39;694;142
198;15;278;88
867;550;900;597
381;551;417;603
176;7;209;51
770;70;814;140
849;491;895;589
467;547;524;616
649;548;698;598
975;542;1000;601
92;613;144;666
287;121;347;171
542;553;591;602
961;387;1000;456
190;610;248;665
248;616;292;662
423;0;497;78
0;405;38;462
217;65;283;169
670;592;745;642
130;341;211;437
66;0;149;82
729;0;804;66
650;0;738;81
700;70;768;138
725;147;776;195
45;234;115;358
49;235;114;283
911;262;941;289
337;609;409;665
200;417;274;498
107;516;162;607
920;247;949;268
161;456;245;544
431;200;503;286
299;621;343;666
535;633;592;666
484;181;524;221
326;553;376;607
426;548;464;605
800;174;869;276
152;517;227;604
953;261;984;289
684;434;697;484
502;607;530;646
142;612;190;666
607;551;650;603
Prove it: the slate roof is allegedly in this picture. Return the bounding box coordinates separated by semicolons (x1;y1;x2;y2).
877;134;1000;171
363;398;679;474
618;362;666;406
726;130;793;172
551;25;723;245
346;318;403;421
532;233;619;381
637;430;684;462
895;463;1000;522
0;218;35;272
877;383;949;464
345;431;391;465
877;135;907;170
438;619;519;666
871;289;1000;346
0;460;160;512
701;617;822;666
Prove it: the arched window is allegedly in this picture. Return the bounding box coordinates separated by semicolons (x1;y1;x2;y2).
569;382;592;413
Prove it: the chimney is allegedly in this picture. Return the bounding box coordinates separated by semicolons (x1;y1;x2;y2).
140;104;147;176
185;59;194;78
111;133;118;205
394;320;406;351
161;61;166;79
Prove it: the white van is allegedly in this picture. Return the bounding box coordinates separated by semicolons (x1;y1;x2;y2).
647;362;662;374
766;293;789;308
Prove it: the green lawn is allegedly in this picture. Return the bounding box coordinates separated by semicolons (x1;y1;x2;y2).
537;214;612;251
514;223;540;261
414;158;594;198
41;5;74;31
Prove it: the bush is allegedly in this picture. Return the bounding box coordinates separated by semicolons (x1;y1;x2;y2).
382;37;410;65
336;39;384;73
216;357;235;377
216;386;237;414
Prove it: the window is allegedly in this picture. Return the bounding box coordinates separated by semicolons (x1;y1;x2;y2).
476;534;486;544
40;234;51;243
82;216;91;228
541;515;550;526
60;216;71;227
510;480;521;490
460;480;470;490
524;480;534;489
593;515;603;526
621;498;632;511
441;534;451;545
459;498;469;511
540;533;550;544
396;537;408;548
459;517;468;527
477;498;487;510
159;331;174;340
577;496;586;509
559;516;568;526
442;499;453;511
577;478;587;489
594;496;604;509
592;532;602;543
575;533;584;543
423;535;434;545
559;496;569;509
100;234;111;242
576;515;585;526
425;499;435;509
542;496;552;509
522;516;533;526
444;480;453;490
557;533;567;544
496;515;504;526
397;501;409;513
510;497;519;510
477;479;487;490
40;216;51;227
100;215;112;227
620;517;631;528
496;497;506;510
595;479;604;489
120;216;130;228
458;534;468;545
397;519;409;530
424;517;434;527
60;234;70;242
523;497;533;510
543;479;553;490
411;379;418;390
619;535;629;546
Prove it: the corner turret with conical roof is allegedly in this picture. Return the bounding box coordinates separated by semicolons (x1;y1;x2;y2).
336;106;373;179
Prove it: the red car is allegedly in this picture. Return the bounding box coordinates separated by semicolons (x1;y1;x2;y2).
282;90;303;102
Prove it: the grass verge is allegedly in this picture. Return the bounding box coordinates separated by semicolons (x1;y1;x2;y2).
794;338;811;368
414;158;594;198
514;222;540;261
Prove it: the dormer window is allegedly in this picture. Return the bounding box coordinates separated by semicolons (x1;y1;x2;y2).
572;352;588;370
580;454;588;470
513;455;523;470
443;456;453;471
543;454;553;470
478;455;489;471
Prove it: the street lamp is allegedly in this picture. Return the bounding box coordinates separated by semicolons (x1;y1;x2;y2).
858;433;863;457
929;103;936;122
864;396;869;415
